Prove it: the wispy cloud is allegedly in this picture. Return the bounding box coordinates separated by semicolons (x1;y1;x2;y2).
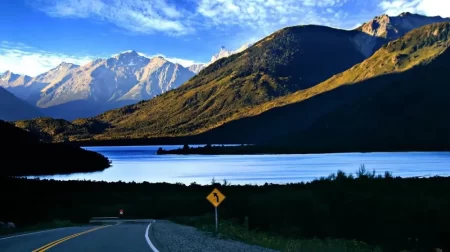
30;0;354;36
28;0;450;39
30;0;192;35
197;0;350;30
0;41;94;76
379;0;450;17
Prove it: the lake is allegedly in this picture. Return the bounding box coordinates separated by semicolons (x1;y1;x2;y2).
34;146;450;185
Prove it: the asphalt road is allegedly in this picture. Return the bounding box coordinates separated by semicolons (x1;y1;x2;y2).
0;220;276;252
0;220;159;252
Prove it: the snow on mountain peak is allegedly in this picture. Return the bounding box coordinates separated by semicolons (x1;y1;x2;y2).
2;70;11;76
210;43;252;63
120;50;139;55
115;50;139;58
55;62;79;71
0;70;17;81
111;50;151;68
112;50;142;60
188;64;206;74
1;72;8;81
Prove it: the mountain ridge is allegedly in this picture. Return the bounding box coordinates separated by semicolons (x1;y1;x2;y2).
196;22;450;147
17;23;385;140
0;87;43;121
0;51;195;120
86;24;385;139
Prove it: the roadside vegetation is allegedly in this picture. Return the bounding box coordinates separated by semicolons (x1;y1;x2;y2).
172;215;382;252
1;166;449;251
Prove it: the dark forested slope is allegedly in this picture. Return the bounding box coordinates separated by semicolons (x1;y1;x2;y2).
0;120;110;176
92;25;382;139
198;22;450;151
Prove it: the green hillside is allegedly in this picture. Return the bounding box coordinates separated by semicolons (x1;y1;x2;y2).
198;22;450;150
16;22;449;149
235;21;450;116
18;25;385;142
15;117;109;142
95;26;379;139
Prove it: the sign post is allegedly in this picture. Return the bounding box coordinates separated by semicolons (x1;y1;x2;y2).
206;188;226;233
215;206;218;233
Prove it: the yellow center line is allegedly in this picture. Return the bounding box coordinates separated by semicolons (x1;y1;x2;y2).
32;225;111;252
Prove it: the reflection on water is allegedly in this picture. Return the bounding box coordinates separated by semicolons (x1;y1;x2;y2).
35;146;450;185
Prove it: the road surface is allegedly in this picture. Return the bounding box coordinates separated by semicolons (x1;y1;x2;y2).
0;220;277;252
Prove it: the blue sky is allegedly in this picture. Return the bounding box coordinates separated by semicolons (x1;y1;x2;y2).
0;0;449;76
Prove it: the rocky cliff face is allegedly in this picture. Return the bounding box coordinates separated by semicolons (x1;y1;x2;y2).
357;12;450;40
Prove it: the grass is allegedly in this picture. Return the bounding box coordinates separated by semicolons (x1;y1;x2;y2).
171;215;382;252
0;220;75;237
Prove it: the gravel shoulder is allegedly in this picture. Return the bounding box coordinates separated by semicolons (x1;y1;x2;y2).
152;220;279;252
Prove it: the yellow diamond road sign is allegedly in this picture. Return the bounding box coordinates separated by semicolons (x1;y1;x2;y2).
206;188;226;207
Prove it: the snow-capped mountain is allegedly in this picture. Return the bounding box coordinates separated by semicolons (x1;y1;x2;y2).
210;43;252;63
0;71;33;93
187;42;253;74
0;51;195;120
210;46;233;63
187;64;206;74
118;56;194;101
0;71;43;103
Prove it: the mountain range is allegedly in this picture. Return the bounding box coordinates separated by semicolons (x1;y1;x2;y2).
0;44;253;121
200;22;450;150
0;51;195;120
10;13;450;152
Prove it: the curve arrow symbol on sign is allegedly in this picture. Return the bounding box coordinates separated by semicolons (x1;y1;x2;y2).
213;193;219;203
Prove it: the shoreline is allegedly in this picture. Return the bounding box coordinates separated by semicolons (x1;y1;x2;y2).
155;144;450;155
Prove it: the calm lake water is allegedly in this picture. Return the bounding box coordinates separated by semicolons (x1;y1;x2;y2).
34;146;450;185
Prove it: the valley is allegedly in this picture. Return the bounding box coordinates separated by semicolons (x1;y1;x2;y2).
9;14;450;155
2;8;450;252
